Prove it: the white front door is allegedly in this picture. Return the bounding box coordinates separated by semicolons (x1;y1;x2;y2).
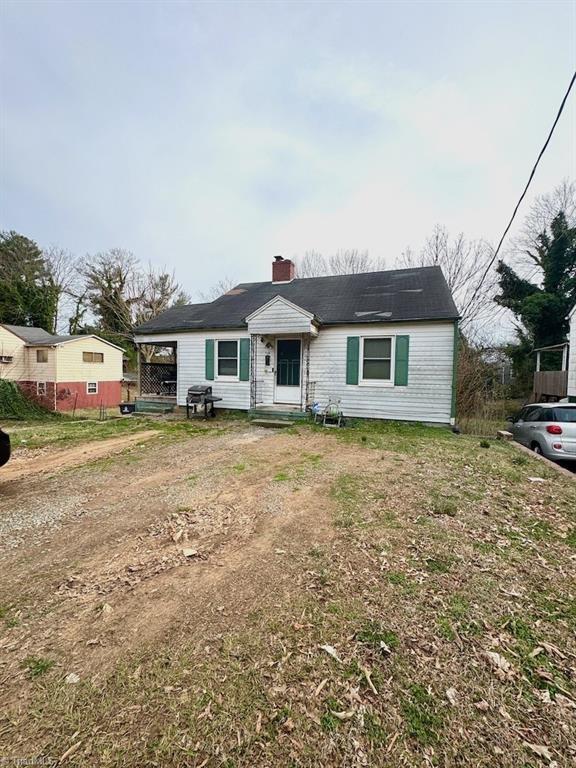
274;338;302;405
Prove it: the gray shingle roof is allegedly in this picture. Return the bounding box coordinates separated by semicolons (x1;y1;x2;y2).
32;334;84;346
2;324;55;343
135;266;459;334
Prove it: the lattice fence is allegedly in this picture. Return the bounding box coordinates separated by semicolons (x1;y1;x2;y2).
140;363;177;395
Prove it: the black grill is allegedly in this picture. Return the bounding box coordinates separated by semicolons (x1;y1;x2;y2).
186;385;212;405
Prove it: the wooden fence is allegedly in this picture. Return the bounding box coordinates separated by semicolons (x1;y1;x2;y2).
532;370;568;402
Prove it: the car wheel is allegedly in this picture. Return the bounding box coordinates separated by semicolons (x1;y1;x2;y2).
532;442;543;455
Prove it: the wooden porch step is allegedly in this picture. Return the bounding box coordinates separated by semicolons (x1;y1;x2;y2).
250;419;295;429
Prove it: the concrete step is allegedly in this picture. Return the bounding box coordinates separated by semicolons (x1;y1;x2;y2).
250;419;295;429
249;409;308;421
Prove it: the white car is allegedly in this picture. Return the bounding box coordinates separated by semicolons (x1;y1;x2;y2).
509;402;576;462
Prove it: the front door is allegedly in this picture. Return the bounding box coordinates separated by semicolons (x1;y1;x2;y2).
275;338;301;405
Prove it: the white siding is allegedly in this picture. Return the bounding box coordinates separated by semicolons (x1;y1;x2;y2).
173;330;251;409
568;309;576;399
136;321;456;421
309;322;455;423
247;299;314;335
0;326;57;381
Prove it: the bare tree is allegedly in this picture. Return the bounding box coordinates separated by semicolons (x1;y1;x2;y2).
295;249;385;278
43;245;83;334
80;250;186;362
397;225;496;335
509;178;576;281
198;276;237;302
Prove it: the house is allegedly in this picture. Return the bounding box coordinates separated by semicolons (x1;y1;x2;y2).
133;258;460;424
569;305;576;402
0;324;124;411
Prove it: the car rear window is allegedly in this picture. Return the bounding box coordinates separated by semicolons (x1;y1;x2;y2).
550;407;576;423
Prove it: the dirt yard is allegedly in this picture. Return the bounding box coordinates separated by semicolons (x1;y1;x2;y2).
0;417;575;767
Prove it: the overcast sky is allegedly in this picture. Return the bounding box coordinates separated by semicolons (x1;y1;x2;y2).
1;0;575;298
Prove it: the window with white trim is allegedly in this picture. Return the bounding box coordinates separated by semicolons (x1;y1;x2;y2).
361;337;393;382
37;382;47;395
36;349;48;363
217;340;238;378
87;382;98;395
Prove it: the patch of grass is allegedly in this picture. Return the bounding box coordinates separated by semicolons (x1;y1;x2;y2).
511;454;528;466
336;419;455;454
566;528;576;549
356;620;399;650
331;473;362;528
320;698;342;732
479;439;491;449
364;711;388;745
23;656;55;678
526;519;553;541
425;555;455;574
402;684;444;745
273;471;290;482
232;463;246;472
387;571;408;586
430;495;458;517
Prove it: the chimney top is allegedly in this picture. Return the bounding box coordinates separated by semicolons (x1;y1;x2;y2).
272;256;295;283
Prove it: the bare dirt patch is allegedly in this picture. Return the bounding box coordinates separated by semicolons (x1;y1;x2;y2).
0;430;158;483
1;421;575;767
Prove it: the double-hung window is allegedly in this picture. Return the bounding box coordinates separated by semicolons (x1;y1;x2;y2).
217;340;238;378
361;337;393;383
87;382;98;395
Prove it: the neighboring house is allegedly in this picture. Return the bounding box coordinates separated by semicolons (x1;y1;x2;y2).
569;305;576;402
0;324;124;411
134;258;460;425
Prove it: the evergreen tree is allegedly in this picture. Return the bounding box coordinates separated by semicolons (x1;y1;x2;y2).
495;212;575;386
0;231;59;330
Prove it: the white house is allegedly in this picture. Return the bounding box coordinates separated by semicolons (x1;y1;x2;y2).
134;258;460;424
568;304;576;402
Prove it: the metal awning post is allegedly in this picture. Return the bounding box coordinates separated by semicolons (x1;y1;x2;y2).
536;350;541;372
562;344;568;371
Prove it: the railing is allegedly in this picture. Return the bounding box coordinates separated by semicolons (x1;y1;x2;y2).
532;370;568;402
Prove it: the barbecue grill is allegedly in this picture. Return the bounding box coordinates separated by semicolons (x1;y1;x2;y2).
186;385;222;419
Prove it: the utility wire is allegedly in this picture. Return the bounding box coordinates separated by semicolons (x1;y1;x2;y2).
462;69;576;316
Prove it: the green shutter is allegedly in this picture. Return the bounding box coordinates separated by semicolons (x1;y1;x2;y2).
346;336;360;385
239;338;250;381
394;335;409;386
205;339;214;380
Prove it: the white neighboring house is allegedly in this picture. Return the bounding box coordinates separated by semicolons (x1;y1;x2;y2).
568;304;576;402
134;258;460;425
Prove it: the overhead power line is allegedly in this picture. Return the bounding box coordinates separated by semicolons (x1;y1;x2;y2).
462;68;576;317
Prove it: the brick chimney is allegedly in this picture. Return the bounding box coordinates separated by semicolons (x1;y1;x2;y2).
272;255;295;283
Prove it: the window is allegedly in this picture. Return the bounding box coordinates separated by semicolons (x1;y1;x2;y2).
83;351;104;363
87;382;98;395
550;407;576;423
37;382;47;396
361;337;393;382
36;349;48;363
217;340;238;377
